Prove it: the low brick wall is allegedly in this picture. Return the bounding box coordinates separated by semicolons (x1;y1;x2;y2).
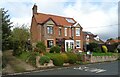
90;56;118;63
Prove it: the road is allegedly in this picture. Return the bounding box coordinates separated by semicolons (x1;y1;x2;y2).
22;61;119;75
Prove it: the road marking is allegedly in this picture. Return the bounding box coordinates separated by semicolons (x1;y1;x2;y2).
73;66;106;73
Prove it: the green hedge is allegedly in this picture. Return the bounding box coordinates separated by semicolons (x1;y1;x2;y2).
52;55;64;66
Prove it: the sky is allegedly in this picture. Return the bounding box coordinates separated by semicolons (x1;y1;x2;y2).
0;0;119;41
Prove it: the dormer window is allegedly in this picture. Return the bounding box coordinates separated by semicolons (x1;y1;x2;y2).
66;18;75;23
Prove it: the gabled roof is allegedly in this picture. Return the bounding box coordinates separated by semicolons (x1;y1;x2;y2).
33;13;76;26
106;39;120;44
83;31;97;37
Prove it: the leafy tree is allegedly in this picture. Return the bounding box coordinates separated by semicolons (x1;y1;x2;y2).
1;8;12;51
106;38;114;42
11;25;30;56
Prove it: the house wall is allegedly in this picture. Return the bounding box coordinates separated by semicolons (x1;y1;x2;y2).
30;17;39;46
31;18;84;52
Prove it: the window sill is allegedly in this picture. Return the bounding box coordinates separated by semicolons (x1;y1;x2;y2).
76;35;80;36
76;47;81;48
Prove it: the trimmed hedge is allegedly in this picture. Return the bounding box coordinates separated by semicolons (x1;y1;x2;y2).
39;55;50;65
66;52;78;64
52;55;64;66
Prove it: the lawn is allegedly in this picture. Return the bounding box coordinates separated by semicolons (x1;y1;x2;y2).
92;52;118;56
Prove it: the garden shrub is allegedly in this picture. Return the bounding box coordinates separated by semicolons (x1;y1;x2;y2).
89;42;98;51
18;51;31;61
2;56;7;68
39;55;50;65
28;51;37;66
50;46;61;53
36;41;46;53
52;55;64;66
66;52;78;64
102;45;108;53
77;54;83;61
93;47;102;53
61;53;69;63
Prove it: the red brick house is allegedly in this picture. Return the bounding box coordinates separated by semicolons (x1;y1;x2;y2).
30;5;83;52
83;31;104;45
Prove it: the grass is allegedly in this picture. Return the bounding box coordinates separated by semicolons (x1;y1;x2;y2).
17;51;31;61
92;52;117;56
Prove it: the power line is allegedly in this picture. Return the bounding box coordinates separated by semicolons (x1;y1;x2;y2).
84;24;118;29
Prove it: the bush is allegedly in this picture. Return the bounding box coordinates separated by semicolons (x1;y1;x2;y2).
52;55;64;66
93;47;102;53
36;41;46;53
89;42;98;51
39;56;50;65
18;51;31;61
2;56;7;68
61;53;69;63
28;51;37;66
77;54;83;61
50;46;61;53
102;45;108;53
66;52;78;64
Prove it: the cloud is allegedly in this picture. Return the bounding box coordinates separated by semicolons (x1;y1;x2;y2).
0;0;119;41
63;1;118;41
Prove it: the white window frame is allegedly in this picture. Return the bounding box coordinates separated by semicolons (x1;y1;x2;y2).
76;40;81;48
76;28;80;36
64;28;67;36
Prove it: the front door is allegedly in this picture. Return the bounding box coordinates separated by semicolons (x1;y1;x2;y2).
65;40;74;52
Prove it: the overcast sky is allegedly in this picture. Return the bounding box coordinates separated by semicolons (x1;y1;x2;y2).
0;0;119;41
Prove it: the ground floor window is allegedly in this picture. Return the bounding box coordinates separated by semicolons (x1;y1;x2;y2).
76;40;81;48
47;40;54;48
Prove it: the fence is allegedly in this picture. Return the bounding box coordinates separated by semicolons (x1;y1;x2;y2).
82;54;118;63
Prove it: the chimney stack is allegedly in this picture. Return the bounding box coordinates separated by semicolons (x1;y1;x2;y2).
32;4;37;14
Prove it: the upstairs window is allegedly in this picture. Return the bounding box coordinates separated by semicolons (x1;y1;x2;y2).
59;27;62;36
64;28;67;36
47;26;53;34
76;28;80;36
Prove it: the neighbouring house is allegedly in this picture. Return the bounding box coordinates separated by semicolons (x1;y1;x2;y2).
106;39;120;45
83;31;104;51
30;4;83;52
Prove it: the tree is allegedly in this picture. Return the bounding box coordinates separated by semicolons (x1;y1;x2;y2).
11;25;30;56
1;8;12;51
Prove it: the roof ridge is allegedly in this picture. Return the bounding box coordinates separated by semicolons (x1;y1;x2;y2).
36;12;73;19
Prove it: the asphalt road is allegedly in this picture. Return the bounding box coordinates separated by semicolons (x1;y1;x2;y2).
22;61;119;75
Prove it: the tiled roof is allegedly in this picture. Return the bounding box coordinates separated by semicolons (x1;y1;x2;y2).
34;13;76;26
